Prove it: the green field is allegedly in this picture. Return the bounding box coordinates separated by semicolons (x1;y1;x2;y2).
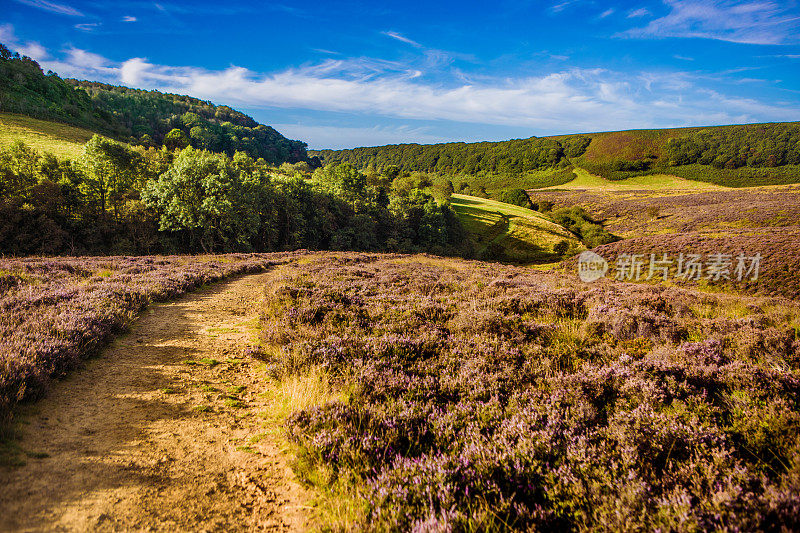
0;112;94;159
450;193;582;262
536;167;728;192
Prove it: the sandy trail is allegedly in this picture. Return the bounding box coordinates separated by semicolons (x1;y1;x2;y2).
0;273;308;532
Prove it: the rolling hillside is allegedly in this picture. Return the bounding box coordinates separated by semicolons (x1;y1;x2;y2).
450;194;583;262
311;121;800;188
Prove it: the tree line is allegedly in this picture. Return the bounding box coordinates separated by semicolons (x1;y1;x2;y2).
311;135;592;176
0;137;467;256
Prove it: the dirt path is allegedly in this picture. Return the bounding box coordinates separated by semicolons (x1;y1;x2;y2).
0;273;309;532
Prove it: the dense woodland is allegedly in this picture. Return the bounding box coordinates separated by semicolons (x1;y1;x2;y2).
664;122;800;168
70;81;309;164
0;138;467;256
0;43;309;165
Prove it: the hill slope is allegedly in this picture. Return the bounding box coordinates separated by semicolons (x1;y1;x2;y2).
450;194;582;261
0;112;94;159
311;122;800;188
0;43;307;165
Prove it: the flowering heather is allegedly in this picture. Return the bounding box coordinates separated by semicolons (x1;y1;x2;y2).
261;254;800;531
589;228;800;300
0;253;295;423
530;186;800;238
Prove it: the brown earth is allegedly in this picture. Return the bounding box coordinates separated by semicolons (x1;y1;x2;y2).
0;273;310;532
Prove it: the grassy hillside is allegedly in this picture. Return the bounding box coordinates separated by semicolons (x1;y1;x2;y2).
0;112;94;159
450;194;582;262
458;167;578;195
535;167;727;191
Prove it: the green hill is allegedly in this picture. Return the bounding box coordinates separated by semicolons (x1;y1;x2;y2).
450;194;583;262
0;42;308;165
311;122;800;188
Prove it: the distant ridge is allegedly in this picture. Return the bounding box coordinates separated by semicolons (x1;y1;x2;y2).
311;121;800;187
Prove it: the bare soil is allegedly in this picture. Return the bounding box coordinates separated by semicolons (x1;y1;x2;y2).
0;273;309;532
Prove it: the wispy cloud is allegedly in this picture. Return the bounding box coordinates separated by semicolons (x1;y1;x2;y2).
40;47;118;79
122;15;137;22
627;8;651;18
74;22;101;32
13;0;84;17
621;0;800;45
599;8;615;18
550;1;578;13
382;31;423;48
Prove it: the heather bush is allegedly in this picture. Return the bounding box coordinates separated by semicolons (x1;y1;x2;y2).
261;254;800;531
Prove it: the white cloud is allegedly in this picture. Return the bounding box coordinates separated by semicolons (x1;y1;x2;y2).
622;0;800;45
122;15;137;22
17;41;49;60
382;31;423;48
550;1;577;13
627;8;651;18
39;47;119;80
0;23;49;61
599;8;615;18
0;24;18;45
313;48;340;55
13;0;83;17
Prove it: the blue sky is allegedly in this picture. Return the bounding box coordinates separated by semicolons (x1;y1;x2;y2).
2;0;800;148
